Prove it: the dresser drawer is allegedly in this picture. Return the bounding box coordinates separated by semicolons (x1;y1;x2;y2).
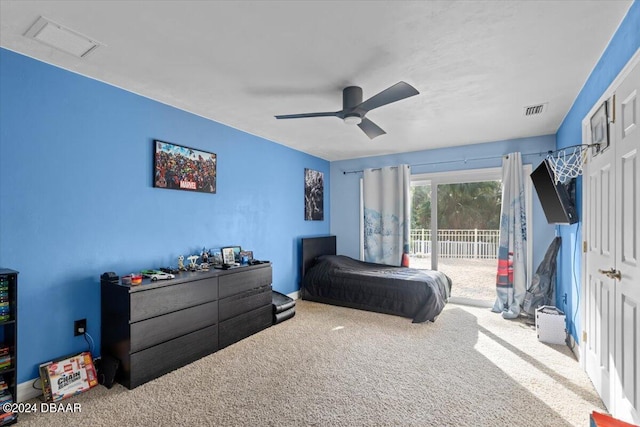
219;305;272;349
129;324;218;389
219;285;271;322
219;266;272;299
130;277;218;322
130;301;218;353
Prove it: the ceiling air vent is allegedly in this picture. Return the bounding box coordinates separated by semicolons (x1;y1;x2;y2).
24;16;102;58
523;103;547;117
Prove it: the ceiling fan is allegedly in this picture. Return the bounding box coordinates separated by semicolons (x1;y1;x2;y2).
274;81;419;139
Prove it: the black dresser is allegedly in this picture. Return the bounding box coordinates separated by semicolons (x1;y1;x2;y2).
101;264;272;389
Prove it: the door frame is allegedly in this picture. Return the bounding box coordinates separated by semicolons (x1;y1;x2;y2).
580;48;640;366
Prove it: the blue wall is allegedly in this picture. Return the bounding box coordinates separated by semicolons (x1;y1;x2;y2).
330;135;557;273
0;48;329;383
2;0;636;386
556;1;640;342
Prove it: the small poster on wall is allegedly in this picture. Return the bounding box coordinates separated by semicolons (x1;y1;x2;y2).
304;168;324;221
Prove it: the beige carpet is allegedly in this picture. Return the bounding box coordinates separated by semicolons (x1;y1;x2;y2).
19;301;605;426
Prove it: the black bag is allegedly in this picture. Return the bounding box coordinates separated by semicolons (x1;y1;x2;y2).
523;236;561;316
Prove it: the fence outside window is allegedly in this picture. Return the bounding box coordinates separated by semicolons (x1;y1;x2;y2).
410;229;500;259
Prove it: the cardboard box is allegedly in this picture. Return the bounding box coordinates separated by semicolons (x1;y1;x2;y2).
535;305;566;345
39;351;98;402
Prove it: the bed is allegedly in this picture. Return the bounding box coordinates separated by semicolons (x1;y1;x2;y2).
300;236;452;323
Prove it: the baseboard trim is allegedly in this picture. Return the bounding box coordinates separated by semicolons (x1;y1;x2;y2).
567;334;580;361
18;378;42;402
448;297;493;308
287;290;300;300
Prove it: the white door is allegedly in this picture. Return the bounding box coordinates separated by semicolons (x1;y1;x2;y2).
585;59;640;425
585;103;616;411
612;62;639;425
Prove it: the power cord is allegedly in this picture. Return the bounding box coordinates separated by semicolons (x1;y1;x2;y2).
32;377;42;390
84;331;95;355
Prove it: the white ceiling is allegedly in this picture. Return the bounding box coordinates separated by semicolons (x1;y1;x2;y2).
0;1;633;161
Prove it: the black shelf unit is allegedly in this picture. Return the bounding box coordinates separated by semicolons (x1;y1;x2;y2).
0;269;17;426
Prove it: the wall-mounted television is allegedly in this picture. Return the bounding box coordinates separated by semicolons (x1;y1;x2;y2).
153;140;217;194
531;159;578;225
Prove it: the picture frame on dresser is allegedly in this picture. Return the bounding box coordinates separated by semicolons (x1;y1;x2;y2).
222;247;235;265
239;250;253;264
222;246;242;263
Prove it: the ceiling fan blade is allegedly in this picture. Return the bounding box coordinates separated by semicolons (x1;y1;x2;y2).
275;111;339;119
358;118;386;139
358;81;419;112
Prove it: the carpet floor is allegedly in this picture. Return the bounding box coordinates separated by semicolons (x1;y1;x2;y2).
18;301;605;426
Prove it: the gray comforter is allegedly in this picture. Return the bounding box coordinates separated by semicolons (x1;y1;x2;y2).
302;255;452;323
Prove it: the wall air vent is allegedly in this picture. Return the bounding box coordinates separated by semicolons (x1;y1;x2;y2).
523;103;547;117
24;16;102;58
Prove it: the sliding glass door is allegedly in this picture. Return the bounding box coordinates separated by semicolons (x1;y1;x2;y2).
435;181;501;303
410;168;503;304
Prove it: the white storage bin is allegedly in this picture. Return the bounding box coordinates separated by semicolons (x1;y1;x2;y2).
535;305;566;345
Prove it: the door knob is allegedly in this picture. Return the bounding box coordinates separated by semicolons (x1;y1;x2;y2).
598;268;622;281
598;267;614;276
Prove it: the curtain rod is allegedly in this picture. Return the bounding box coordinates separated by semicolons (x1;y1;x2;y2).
341;144;590;175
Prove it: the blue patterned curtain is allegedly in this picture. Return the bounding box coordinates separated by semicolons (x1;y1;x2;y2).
362;165;411;266
492;152;528;319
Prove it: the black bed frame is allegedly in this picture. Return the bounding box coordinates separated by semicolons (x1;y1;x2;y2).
301;236;336;279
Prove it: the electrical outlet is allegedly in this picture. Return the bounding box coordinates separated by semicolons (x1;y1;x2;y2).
74;319;86;336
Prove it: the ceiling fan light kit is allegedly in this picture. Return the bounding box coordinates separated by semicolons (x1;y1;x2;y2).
343;115;362;125
275;81;419;139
